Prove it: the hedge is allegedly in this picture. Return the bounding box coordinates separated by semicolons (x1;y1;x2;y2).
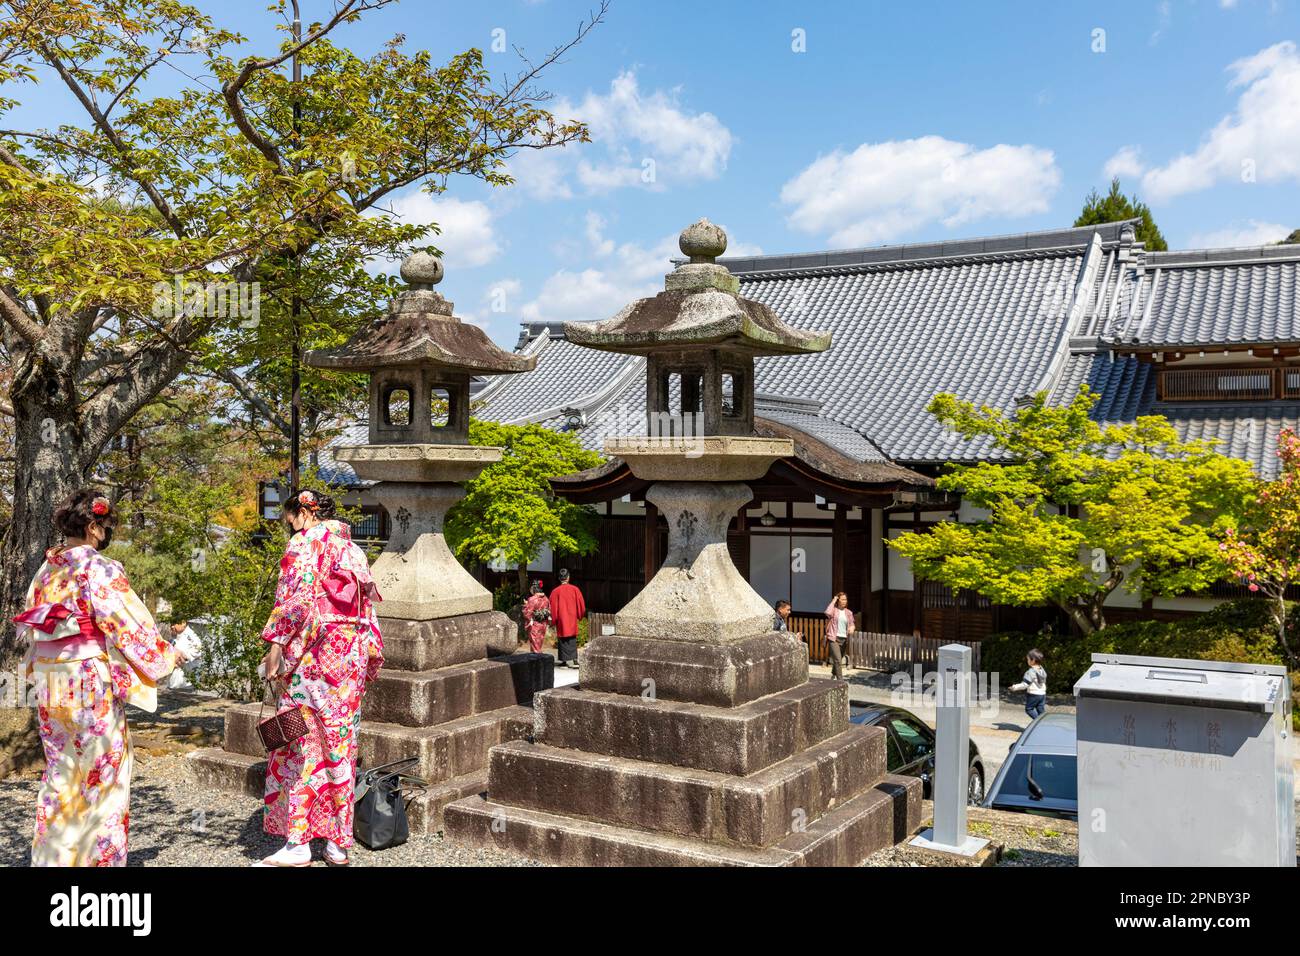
982;598;1297;727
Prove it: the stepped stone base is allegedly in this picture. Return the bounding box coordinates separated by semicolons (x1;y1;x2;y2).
445;636;923;866
535;679;848;776
445;775;920;867
485;726;885;847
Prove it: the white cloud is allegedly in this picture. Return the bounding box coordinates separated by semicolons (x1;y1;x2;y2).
779;136;1061;246
1103;145;1146;181
519;218;761;323
507;70;734;199
1141;41;1300;202
381;192;501;268
1188;219;1291;248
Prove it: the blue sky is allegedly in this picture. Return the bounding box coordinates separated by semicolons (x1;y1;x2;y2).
16;0;1300;347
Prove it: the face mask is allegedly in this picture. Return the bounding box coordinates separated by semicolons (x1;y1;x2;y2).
97;525;114;550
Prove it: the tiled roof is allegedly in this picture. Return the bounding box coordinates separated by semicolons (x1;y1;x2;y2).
1102;245;1300;347
329;220;1300;482
315;422;370;487
1049;351;1300;478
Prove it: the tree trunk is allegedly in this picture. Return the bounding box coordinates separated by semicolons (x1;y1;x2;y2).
1060;601;1098;636
0;359;95;668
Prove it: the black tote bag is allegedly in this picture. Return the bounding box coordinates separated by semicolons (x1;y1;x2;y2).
354;757;426;851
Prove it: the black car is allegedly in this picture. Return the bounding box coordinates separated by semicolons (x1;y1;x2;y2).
849;703;986;804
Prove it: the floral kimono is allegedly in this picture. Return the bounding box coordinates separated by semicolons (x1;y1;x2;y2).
16;545;176;867
522;593;550;653
262;520;383;848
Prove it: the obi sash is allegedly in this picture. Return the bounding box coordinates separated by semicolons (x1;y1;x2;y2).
15;603;107;660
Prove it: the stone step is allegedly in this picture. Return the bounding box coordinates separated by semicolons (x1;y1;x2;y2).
186;747;265;798
363;658;519;727
484;724;886;847
579;632;808;707
535;678;848;776
443;774;921;866
407;770;492;835
359;706;533;784
213;702;533;786
184;749;495;837
378;612;517;672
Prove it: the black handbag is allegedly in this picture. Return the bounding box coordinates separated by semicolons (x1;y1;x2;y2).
354;757;426;851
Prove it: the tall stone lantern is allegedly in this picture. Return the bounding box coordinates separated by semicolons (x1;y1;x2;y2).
187;253;546;833
445;221;923;866
306;251;534;620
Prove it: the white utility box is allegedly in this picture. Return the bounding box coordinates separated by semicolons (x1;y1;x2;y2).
1075;653;1294;867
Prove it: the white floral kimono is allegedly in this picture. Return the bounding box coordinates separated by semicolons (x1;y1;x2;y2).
16;545;176;866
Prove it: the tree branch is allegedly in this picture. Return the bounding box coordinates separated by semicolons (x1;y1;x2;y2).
36;41;187;238
208;366;291;438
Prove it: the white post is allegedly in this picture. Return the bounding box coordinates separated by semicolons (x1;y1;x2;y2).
934;643;971;847
909;643;990;857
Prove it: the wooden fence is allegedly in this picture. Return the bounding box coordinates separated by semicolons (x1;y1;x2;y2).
586;610;980;675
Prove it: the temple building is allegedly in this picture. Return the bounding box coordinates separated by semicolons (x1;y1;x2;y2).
319;219;1300;648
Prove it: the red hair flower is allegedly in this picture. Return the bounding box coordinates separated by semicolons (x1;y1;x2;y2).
297;490;319;511
91;497;110;516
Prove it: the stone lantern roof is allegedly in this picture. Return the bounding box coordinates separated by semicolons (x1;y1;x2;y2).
306;252;535;375
563;219;831;357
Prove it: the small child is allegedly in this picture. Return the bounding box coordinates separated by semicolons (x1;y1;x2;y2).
1009;648;1047;720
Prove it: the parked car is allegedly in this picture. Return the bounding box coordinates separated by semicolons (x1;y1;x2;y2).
983;712;1077;820
849;704;985;804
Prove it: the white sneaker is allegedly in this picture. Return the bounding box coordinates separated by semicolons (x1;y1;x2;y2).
324;840;349;866
253;841;311;867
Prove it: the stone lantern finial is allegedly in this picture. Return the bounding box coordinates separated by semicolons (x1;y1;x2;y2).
679;218;727;262
400;251;444;289
665;218;738;294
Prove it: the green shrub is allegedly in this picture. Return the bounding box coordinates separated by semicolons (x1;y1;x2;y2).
983;598;1296;727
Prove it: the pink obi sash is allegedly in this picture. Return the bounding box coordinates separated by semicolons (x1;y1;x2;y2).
15;603;106;659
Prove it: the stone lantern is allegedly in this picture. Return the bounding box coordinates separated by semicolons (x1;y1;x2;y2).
565;218;830;643
188;253;545;834
445;221;923;866
305;252;534;619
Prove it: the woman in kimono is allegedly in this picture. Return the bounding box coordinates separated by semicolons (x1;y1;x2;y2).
15;489;177;867
521;580;550;654
256;490;383;867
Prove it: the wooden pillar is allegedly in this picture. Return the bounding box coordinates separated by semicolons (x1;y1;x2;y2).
831;503;847;596
644;500;658;585
911;506;923;637
861;506;873;632
880;512;891;633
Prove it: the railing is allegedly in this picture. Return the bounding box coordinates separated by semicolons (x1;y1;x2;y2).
586;611;617;638
848;631;982;675
583;611;981;675
1160;366;1283;402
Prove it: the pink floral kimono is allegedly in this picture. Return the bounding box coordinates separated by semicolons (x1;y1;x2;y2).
261;520;383;848
16;545;177;867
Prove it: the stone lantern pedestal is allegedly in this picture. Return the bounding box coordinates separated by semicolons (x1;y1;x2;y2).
444;222;922;865
189;254;545;833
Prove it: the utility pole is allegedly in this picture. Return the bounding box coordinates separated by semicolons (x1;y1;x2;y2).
289;0;302;493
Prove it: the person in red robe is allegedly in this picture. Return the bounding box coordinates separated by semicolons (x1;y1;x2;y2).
548;569;585;668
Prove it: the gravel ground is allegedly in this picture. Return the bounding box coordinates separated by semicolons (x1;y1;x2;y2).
863;805;1078;867
0;690;540;868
